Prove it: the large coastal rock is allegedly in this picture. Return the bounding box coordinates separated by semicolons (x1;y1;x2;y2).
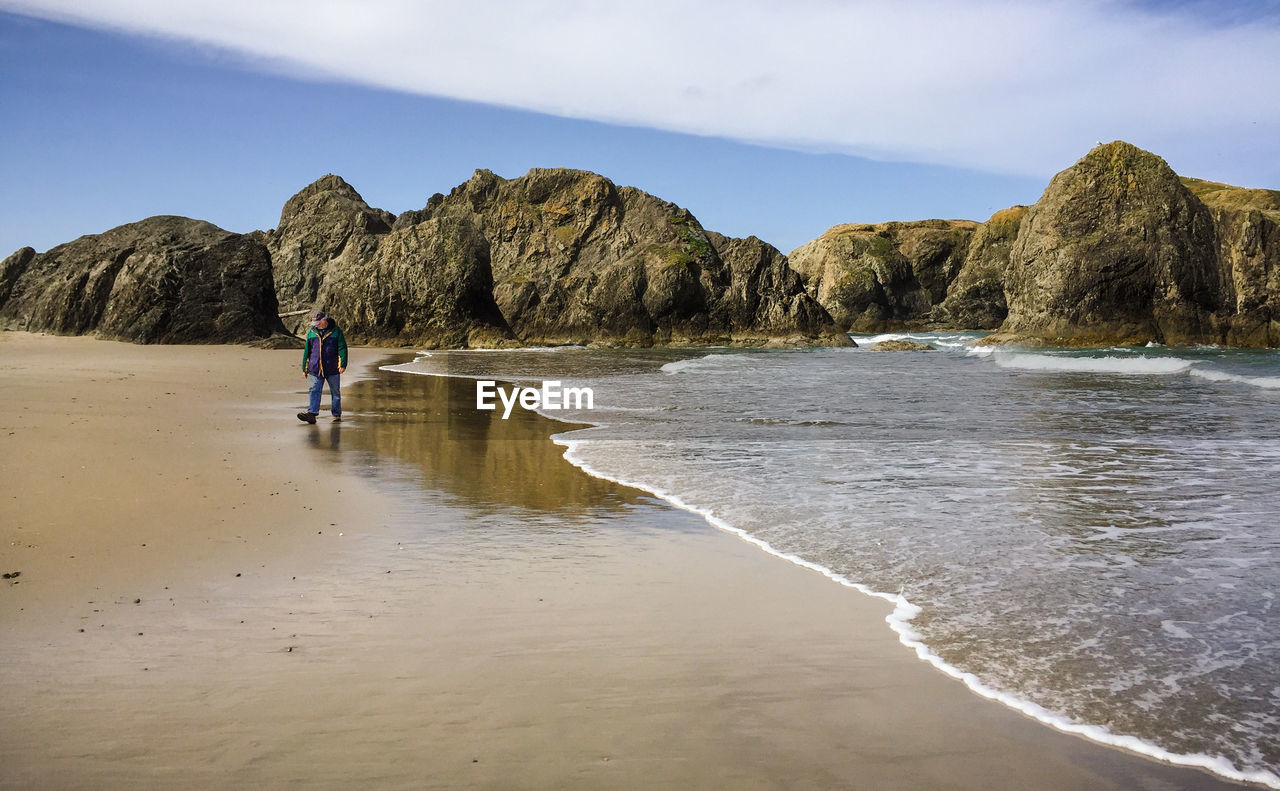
790;143;1277;347
14;145;1270;349
394;168;847;346
268;174;394;334
998;142;1225;346
704;231;837;339
315;215;515;348
931;206;1028;329
1184;178;1280;347
788;220;977;331
266;175;512;347
0;246;36;308
0;216;284;343
1209;207;1280;347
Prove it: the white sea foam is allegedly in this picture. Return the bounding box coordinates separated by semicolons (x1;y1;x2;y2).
379;361;501;381
659;354;750;374
861;333;910;345
1190;368;1280;390
859;332;977;349
449;345;588;352
659;355;712;374
990;352;1194;375
967;346;1280;390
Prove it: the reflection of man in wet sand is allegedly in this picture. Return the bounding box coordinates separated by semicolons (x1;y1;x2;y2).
298;310;348;425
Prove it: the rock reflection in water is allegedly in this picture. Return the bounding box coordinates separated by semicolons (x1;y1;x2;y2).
320;359;643;519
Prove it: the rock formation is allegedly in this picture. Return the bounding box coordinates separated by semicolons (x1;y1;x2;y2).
1211;210;1280;347
3;169;844;349
871;339;935;351
0;216;284;343
973;142;1279;347
267;174;395;335
267;175;514;348
0;247;36;309
788;220;977;331
703;231;836;340
931;206;1028;330
384;168;846;346
315;214;515;349
1184;178;1280;347
996;141;1225;346
793;141;1277;347
8;145;1274;348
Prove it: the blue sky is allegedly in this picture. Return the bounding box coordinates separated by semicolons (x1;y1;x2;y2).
2;2;1278;257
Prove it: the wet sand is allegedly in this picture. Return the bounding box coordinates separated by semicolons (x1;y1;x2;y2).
0;332;1255;789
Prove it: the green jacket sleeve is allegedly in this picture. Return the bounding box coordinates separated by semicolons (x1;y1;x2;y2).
302;331;312;371
336;326;349;368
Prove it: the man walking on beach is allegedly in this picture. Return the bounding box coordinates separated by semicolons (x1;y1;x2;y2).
298;310;348;424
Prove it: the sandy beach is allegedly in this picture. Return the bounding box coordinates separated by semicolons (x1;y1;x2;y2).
0;331;1255;790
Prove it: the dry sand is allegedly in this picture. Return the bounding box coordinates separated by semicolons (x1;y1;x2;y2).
0;332;1254;790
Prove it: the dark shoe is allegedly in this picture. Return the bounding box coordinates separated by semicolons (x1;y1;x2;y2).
297;412;317;424
332;415;342;422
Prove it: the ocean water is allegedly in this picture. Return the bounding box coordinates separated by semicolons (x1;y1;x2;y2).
388;333;1280;788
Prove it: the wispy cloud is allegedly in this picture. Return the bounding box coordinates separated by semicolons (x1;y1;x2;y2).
5;0;1279;181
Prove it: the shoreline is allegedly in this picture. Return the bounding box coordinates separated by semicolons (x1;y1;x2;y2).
386;350;1273;789
1;332;1263;789
553;432;1278;789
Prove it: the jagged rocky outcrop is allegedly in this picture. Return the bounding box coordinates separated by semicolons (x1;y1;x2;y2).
315;215;515;348
1184;177;1280;347
704;231;837;339
980;142;1280;347
931;206;1028;329
871;339;935;351
1210;208;1280;347
995;142;1225;346
3;169;844;349
268;174;395;335
270;169;843;347
0;246;37;308
788;220;977;331
11;145;1273;349
382;168;847;346
0;216;284;343
793;141;1278;347
267;175;513;348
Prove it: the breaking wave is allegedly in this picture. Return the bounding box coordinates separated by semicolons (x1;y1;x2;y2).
987;352;1195;375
